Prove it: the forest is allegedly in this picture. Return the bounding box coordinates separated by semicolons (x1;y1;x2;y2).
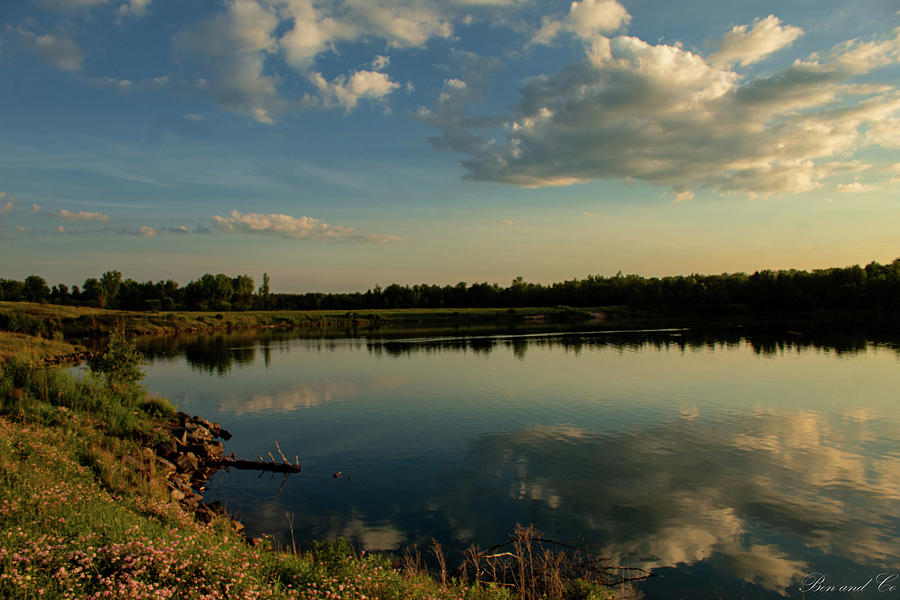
2;259;900;314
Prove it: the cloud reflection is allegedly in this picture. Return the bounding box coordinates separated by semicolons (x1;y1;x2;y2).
430;409;900;594
218;376;401;415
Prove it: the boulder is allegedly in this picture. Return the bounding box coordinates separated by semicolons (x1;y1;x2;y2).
174;452;199;473
155;439;178;458
155;456;177;473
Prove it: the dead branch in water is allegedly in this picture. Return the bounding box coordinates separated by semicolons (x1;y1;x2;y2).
206;457;301;473
207;441;301;473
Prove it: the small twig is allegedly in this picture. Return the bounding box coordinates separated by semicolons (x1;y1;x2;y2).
267;451;276;464
276;473;289;499
483;552;519;560
274;441;289;464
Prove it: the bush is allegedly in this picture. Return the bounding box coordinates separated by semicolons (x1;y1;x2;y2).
89;329;145;392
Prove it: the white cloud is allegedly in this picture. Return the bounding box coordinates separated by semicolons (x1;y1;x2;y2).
138;225;157;236
32;204;42;214
426;22;900;196
568;0;631;40
174;0;283;123
836;182;877;193
827;27;900;74
171;0;523;121
18;29;86;72
117;0;151;21
85;74;170;92
710;15;803;67
1;200;13;214
370;54;390;70
499;219;515;225
269;0;454;70
531;0;630;46
56;225;65;233
15;226;26;233
212;210;400;242
56;209;110;222
272;0;352;70
889;163;900;183
310;69;400;111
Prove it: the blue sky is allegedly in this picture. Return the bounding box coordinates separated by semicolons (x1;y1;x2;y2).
1;0;899;292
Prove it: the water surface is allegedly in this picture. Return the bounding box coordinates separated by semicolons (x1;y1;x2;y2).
139;326;900;599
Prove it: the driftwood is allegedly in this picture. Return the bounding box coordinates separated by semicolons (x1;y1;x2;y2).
206;456;301;473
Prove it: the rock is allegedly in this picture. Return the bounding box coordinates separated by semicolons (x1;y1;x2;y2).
156;439;178;457
155;456;176;473
175;452;199;473
219;428;233;441
171;428;190;446
122;455;142;469
188;441;223;458
170;489;185;501
196;504;216;524
170;475;192;491
207;501;226;515
193;416;215;431
231;519;245;533
185;424;213;443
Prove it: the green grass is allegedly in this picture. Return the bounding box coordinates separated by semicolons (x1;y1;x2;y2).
0;331;84;364
0;301;612;339
0;357;621;600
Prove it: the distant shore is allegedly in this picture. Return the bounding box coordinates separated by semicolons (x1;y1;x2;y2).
2;300;898;365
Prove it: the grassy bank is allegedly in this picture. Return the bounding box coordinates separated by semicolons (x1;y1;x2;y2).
0;301;609;340
0;341;623;599
0;331;85;364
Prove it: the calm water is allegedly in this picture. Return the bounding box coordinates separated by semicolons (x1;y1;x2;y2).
137;326;900;599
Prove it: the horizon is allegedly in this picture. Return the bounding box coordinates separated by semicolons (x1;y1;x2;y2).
5;256;898;296
1;0;899;291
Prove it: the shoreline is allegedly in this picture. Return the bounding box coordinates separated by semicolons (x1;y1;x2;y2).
0;352;634;599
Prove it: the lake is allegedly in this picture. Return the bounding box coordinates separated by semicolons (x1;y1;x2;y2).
136;324;900;599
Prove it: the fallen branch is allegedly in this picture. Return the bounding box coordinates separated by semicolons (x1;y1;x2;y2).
206;457;301;473
206;441;302;473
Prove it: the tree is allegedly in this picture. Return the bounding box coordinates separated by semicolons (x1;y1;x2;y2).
89;328;144;392
257;273;271;309
23;275;50;303
232;275;255;309
50;283;69;303
0;279;24;300
82;278;105;307
100;270;123;307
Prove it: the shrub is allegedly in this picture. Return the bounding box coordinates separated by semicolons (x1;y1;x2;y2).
89;328;145;393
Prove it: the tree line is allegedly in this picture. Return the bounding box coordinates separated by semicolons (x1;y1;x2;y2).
2;259;900;313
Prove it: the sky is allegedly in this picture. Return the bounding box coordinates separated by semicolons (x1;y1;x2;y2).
0;0;899;292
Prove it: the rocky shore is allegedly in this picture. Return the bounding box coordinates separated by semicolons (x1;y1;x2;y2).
151;411;283;544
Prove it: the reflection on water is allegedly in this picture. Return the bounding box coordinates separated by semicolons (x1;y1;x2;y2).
140;324;900;599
